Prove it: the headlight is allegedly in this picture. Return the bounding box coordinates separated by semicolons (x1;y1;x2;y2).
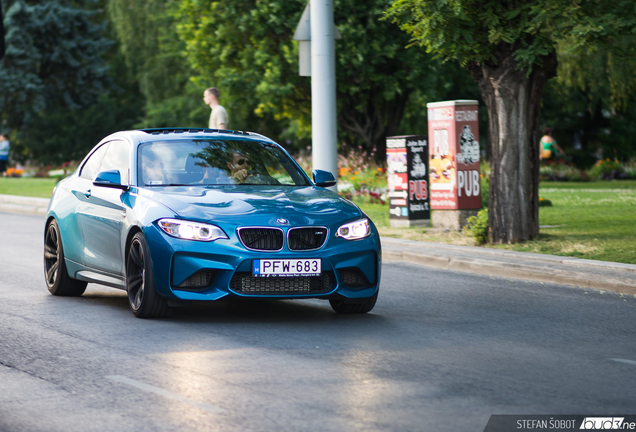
336;218;371;240
157;218;228;242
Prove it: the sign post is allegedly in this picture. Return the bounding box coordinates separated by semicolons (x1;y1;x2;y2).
386;135;430;227
293;1;343;191
427;100;482;229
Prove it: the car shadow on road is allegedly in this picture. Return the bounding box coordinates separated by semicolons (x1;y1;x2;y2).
170;297;385;325
78;285;386;325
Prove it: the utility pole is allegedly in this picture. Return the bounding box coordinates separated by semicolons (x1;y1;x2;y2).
310;0;338;188
294;1;339;188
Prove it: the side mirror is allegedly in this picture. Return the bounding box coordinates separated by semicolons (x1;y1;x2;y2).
93;170;129;190
312;169;336;188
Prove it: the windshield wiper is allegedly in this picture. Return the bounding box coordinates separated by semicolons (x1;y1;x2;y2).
146;183;193;187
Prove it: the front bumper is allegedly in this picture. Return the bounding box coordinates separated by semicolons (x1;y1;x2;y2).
143;223;381;302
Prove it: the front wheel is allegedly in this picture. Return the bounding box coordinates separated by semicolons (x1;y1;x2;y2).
44;219;87;296
329;290;378;314
126;233;170;318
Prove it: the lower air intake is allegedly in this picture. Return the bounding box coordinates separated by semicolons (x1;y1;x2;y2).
339;267;373;288
175;270;216;290
229;271;335;295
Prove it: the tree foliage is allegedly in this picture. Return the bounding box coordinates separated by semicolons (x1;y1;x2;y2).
106;0;206;128
175;0;457;156
386;0;636;74
544;33;636;162
556;35;636;112
0;0;112;129
0;0;139;164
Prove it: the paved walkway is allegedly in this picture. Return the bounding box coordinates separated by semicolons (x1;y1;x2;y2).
382;238;636;295
2;194;635;295
0;194;50;216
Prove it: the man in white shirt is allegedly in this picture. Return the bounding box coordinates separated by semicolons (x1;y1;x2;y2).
203;87;229;130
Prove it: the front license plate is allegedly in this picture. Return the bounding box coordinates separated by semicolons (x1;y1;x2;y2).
252;259;321;277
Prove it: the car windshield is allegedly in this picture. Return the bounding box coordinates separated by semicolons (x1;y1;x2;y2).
138;139;311;187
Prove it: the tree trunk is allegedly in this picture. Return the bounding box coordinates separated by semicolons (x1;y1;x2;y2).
467;47;557;243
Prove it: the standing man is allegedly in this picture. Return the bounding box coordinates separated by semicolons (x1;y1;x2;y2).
203;87;229;130
0;134;9;174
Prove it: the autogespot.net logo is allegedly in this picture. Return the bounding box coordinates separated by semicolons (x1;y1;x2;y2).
580;417;632;429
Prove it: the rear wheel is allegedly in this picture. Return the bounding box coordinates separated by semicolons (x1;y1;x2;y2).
126;233;170;318
44;219;87;296
329;290;378;314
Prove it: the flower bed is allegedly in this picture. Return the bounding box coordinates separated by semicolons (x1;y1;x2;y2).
292;146;387;204
540;160;590;182
589;158;629;180
5;168;24;177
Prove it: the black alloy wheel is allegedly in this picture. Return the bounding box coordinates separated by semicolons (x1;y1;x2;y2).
126;233;170;318
44;219;87;296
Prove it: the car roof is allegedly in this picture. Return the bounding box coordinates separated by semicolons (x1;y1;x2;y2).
100;128;274;146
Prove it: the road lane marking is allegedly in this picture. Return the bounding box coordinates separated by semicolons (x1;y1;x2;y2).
106;375;225;414
609;358;636;366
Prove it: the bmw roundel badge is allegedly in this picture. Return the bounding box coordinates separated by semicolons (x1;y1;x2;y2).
277;218;289;225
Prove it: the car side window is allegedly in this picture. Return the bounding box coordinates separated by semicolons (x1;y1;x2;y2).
99;140;130;184
80;144;109;180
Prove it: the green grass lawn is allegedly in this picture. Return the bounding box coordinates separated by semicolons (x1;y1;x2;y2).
0;177;58;198
513;180;636;263
357;180;636;264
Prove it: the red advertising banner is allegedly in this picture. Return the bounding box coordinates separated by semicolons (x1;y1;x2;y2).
427;100;482;210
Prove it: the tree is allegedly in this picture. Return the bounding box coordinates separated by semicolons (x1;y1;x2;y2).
106;0;206;128
175;0;450;157
542;34;636;164
0;2;5;60
385;0;636;243
0;0;118;163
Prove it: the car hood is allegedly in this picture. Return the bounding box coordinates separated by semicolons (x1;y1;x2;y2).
138;185;363;226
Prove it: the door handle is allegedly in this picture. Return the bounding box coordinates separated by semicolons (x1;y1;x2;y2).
83;189;91;198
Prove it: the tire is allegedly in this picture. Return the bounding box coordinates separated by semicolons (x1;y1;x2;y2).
329;290;378;314
44;219;87;296
126;233;170;318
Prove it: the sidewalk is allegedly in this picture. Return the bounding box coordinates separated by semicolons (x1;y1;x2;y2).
382;238;636;295
0;194;50;216
2;194;635;295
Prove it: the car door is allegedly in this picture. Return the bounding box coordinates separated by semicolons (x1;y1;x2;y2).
78;140;131;275
64;143;109;266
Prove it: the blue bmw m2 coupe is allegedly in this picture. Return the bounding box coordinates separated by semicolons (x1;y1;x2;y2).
44;128;381;318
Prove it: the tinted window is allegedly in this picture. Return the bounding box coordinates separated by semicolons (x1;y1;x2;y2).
99;140;130;184
80;144;108;180
138;139;310;187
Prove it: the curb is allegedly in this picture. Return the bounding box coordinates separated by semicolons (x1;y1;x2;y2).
0;194;50;216
381;239;636;296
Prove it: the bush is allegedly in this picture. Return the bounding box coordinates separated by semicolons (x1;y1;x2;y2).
464;209;489;245
538;197;552;206
480;174;489;208
589;159;628;180
540;160;589;182
624;161;636;179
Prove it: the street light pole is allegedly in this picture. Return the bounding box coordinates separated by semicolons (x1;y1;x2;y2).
310;0;338;189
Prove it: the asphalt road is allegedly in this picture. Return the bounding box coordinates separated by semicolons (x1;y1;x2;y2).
1;212;635;432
